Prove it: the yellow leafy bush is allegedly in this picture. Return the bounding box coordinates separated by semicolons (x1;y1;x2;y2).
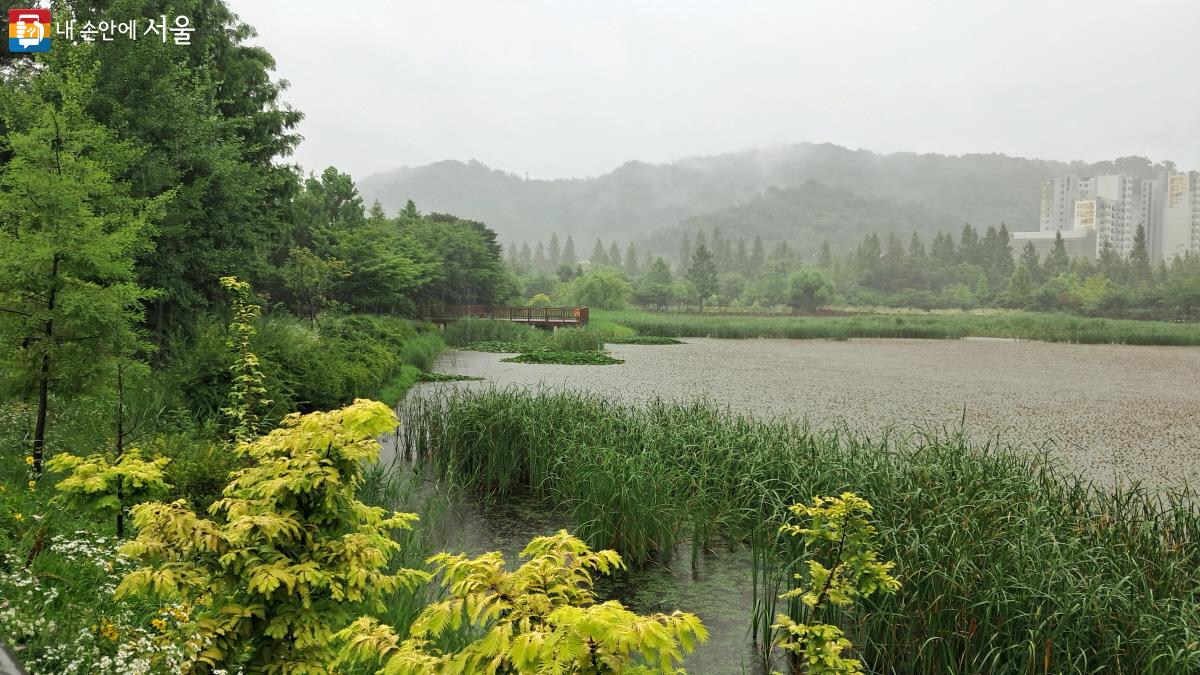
117;399;429;674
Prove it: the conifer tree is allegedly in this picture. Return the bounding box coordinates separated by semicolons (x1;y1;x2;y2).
561;235;577;266
591;238;610;266
624;241;640;277
0;49;163;473
688;244;719;312
608;241;622;269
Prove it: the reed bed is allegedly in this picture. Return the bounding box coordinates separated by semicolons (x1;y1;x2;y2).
596;309;1200;346
399;388;1200;674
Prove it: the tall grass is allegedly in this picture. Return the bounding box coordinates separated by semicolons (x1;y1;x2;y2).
442;318;542;346
443;319;606;352
398;333;444;372
400;389;1200;674
595;309;1200;346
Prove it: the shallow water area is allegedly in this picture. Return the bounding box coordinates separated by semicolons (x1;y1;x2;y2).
424;336;1200;488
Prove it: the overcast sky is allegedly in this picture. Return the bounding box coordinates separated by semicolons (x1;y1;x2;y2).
226;0;1200;182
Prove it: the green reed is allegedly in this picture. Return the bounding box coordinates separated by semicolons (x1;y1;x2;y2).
399;388;1200;674
595;309;1200;346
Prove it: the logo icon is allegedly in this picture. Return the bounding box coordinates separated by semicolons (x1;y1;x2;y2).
8;8;51;53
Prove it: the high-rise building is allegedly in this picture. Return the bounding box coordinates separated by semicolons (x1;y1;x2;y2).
1040;175;1081;232
1156;171;1199;261
1037;171;1198;261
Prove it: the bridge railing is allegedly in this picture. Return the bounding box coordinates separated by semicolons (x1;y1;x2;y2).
437;305;588;325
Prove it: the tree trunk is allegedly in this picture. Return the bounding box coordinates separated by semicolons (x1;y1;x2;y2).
32;254;58;475
115;359;126;538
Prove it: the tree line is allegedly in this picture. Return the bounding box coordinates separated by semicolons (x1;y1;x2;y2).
507;223;1200;319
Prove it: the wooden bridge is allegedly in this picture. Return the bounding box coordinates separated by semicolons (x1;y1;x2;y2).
431;305;589;328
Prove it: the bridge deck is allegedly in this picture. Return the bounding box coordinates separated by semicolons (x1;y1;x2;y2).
432;305;589;327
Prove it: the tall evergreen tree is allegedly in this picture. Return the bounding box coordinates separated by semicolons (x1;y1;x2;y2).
608;241;622;269
562;236;577;266
1046;231;1071;277
534;241;547;270
749;235;765;272
591;238;609;266
687;244;719;312
817;241;835;270
679;233;693;272
1020;241;1043;283
624;242;639;278
548;233;562;267
1131;224;1151;283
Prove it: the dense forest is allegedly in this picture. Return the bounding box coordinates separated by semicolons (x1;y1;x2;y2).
510;224;1200;319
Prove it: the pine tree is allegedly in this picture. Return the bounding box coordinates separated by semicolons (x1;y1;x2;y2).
908;232;926;259
1131;224;1151;282
624;241;639;277
533;241;547;270
1046;230;1071;277
749;235;766;272
818;241;834;269
548;233;562;267
1020;241;1043;283
590;238;610;266
687;244;719;312
959;224;980;265
608;241;622;269
679;233;693;272
561;235;577;266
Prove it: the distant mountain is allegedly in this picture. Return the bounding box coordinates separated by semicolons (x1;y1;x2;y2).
647;181;965;257
358;143;1173;251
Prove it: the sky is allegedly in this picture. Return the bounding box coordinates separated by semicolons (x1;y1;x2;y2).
226;0;1200;182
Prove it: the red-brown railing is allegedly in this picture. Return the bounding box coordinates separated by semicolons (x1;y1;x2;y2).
435;305;589;325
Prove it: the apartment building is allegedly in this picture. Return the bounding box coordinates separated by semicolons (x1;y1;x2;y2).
1035;171;1199;261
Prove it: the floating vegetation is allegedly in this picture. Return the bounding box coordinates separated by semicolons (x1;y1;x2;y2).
604;335;683;345
501;349;623;365
416;372;485;382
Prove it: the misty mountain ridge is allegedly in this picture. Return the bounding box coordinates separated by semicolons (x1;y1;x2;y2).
358;143;1176;253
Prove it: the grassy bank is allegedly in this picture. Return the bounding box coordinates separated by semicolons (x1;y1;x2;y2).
400;389;1200;674
596;308;1200;345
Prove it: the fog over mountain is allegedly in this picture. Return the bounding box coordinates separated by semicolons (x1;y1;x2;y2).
359;143;1175;252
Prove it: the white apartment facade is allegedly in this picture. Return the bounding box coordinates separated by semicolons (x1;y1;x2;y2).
1036;171;1199;262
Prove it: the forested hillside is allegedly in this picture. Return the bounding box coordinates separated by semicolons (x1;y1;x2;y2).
359;144;1177;248
648;181;965;257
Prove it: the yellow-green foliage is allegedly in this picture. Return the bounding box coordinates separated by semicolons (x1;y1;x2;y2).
219;276;272;443
773;493;899;675
116;399;429;674
45;449;170;517
338;530;708;674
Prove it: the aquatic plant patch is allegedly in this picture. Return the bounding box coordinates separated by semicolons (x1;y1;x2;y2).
501;349;624;365
604;335;683;345
416;372;485;382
